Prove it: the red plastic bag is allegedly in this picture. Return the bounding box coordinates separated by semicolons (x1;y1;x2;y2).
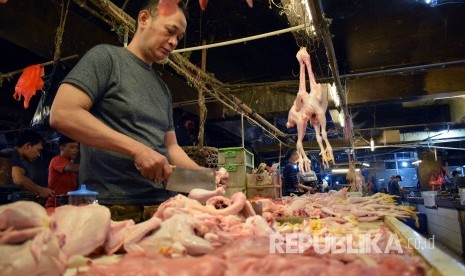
157;0;181;16
13;64;44;109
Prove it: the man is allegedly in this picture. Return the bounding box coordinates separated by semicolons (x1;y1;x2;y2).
10;130;53;198
50;0;226;221
386;175;395;194
452;171;461;186
390;175;409;204
283;149;312;195
45;135;79;208
297;169;318;193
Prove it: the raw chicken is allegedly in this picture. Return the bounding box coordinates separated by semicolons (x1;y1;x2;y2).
0;227;47;244
155;192;253;220
135;214;212;256
51;204;111;259
104;219;135;255
189;186;226;204
286;47;334;170
123;215;162;253
0;228;65;276
83;251;227;276
0;201;50;231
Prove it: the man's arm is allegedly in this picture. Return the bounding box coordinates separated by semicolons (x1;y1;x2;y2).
50;83;171;182
395;182;409;193
164;131;201;169
64;162;80;173
12;167;52;198
399;185;410;193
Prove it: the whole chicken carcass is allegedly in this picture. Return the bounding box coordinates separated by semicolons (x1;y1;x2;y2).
286;48;313;172
303;48;334;169
51;204;111;260
286;47;334;170
0;201;50;231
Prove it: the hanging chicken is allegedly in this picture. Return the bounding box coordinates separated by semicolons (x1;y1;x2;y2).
286;48;312;172
286;47;334;170
199;0;253;11
158;0;253;15
13;64;44;109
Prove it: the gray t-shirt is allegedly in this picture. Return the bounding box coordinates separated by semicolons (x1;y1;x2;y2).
62;44;175;205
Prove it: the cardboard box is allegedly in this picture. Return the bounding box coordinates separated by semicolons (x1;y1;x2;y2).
247;173;272;186
247;185;282;199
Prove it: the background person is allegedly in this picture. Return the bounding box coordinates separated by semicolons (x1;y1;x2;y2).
45;135;79;208
389;175;409;204
10;130;53;200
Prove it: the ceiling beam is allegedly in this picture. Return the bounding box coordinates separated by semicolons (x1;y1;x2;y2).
347;67;465;106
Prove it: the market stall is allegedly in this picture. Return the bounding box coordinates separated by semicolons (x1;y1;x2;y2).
2;0;465;275
2;187;465;275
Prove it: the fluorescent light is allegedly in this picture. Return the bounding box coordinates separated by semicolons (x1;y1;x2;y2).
412;160;422;165
362;162;370;167
434;95;465;100
370;138;375;151
338;112;345;127
329;83;340;107
332;168;360;173
402;161;408;167
303;0;316;34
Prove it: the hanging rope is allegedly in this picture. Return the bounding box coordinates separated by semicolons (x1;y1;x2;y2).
196;69;207;147
54;0;71;63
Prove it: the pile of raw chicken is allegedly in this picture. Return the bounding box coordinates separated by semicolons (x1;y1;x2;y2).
0;188;428;276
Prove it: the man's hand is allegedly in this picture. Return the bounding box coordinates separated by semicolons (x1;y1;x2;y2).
215;167;229;188
133;146;171;183
38;187;54;198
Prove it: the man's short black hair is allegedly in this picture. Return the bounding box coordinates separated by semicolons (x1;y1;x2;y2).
452;171;460;177
58;135;76;146
285;148;297;160
15;130;43;147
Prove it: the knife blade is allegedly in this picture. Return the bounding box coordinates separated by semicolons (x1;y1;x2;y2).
165;166;216;194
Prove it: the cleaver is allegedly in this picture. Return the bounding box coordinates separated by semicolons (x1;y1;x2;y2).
165;166;216;194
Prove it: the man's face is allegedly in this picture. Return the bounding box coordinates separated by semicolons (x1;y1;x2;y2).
291;152;299;163
61;142;79;160
139;8;186;63
25;142;43;162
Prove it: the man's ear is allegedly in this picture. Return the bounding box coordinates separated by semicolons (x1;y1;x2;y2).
139;10;151;27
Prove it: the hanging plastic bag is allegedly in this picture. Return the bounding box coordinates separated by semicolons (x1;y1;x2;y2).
30;62;65;127
13;64;44;109
31;90;49;127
